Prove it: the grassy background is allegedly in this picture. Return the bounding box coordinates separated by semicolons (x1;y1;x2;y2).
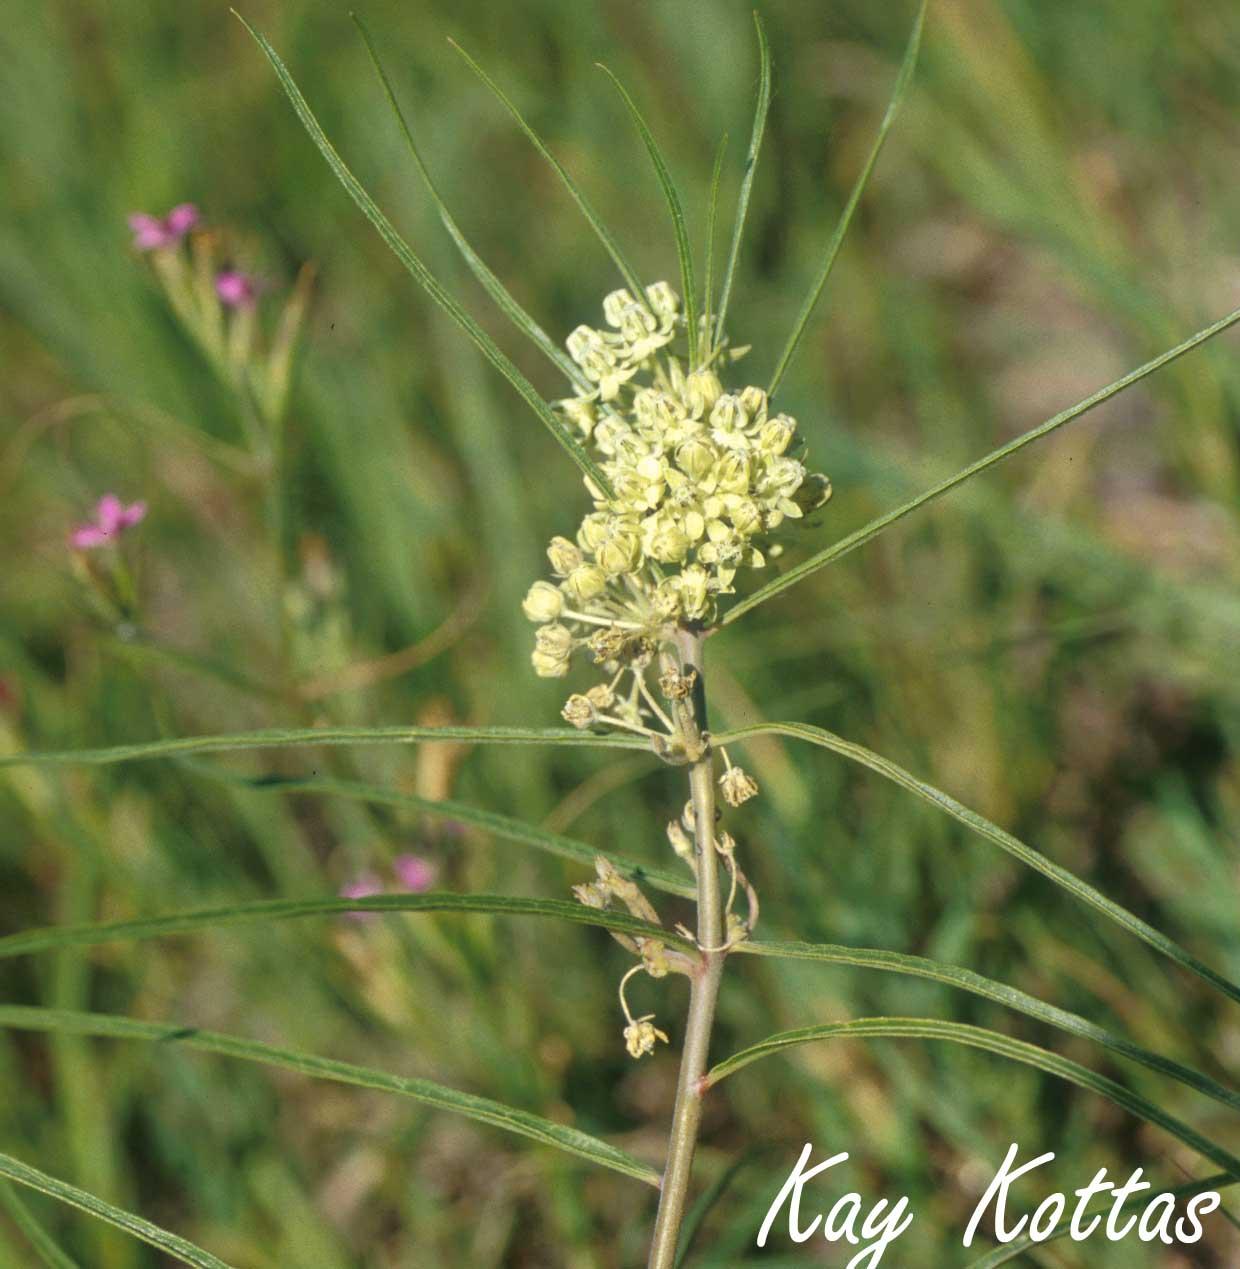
3;0;1240;1264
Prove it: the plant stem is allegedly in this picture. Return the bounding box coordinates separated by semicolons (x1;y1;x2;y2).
647;629;725;1269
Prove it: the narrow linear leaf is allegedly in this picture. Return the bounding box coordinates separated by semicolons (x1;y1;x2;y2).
0;1182;80;1269
673;1150;761;1268
737;940;1240;1113
766;0;927;396
0;1152;231;1269
715;11;771;348
965;1172;1237;1267
0;892;695;961
729;302;1240;623
701;132;728;360
0;724;649;770
207;771;694;898
596;64;697;366
449;39;649;307
0;1009;660;1188
351;14;586;390
233;14;612;495
718;722;1240;1005
704;1018;1240;1178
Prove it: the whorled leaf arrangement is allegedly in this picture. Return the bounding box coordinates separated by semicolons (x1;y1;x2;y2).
2;3;1239;1265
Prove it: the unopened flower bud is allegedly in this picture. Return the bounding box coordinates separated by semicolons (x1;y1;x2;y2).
564;563;607;604
522;580;564;622
758;415;796;455
739;385;769;422
596;529;642;576
547;536;582;577
675;438;716;482
645;281;680;325
603;288;636;327
683;369;723;418
531;648;570;678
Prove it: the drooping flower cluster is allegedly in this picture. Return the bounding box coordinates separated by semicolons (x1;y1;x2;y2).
523;282;830;691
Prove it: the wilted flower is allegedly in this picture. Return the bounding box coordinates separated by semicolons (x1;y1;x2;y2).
561;694;597;729
719;763;759;807
70;494;146;550
129;203;199;251
623;1016;669;1059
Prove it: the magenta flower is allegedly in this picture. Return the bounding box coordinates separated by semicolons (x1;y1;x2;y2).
393;854;437;893
215;270;260;309
70;494;147;550
129;204;199;251
339;871;384;922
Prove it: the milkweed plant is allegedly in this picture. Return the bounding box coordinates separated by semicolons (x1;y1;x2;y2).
2;3;1240;1266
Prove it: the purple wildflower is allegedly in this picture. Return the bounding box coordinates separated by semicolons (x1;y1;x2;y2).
339;871;384;922
393;854;437;893
129;204;199;251
70;494;146;550
215;270;260;309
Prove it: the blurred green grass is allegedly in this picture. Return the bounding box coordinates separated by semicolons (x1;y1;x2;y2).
2;0;1240;1264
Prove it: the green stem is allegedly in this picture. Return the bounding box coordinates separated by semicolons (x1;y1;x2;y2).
647;630;725;1269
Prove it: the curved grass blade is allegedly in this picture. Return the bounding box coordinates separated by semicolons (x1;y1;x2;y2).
714;11;770;347
766;0;927;397
737;940;1240;1113
595;64;697;367
704;1018;1240;1178
0;1009;661;1188
351;14;586;392
448;39;649;308
208;771;693;898
0;724;649;770
0;892;695;961
965;1172;1237;1267
0;1152;231;1269
717;721;1240;1005
673;1150;762;1268
233;13;612;496
0;1182;80;1269
729;301;1240;623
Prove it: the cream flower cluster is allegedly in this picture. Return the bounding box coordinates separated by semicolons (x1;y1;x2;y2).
523;282;830;683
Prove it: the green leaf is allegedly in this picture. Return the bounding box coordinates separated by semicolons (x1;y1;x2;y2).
233;13;613;496
351;14;587;392
766;0;927;397
705;1017;1240;1178
714;12;770;348
737;940;1240;1113
206;771;694;898
0;892;695;961
0;1008;661;1188
964;1172;1237;1267
728;301;1240;623
701;132;729;360
448;39;649;307
595;64;697;367
0;1182;81;1269
0;724;649;770
717;721;1240;1005
0;1151;232;1269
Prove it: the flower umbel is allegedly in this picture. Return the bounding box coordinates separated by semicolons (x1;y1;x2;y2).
523;282;830;704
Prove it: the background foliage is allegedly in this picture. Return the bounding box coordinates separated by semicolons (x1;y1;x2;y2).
2;0;1239;1264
